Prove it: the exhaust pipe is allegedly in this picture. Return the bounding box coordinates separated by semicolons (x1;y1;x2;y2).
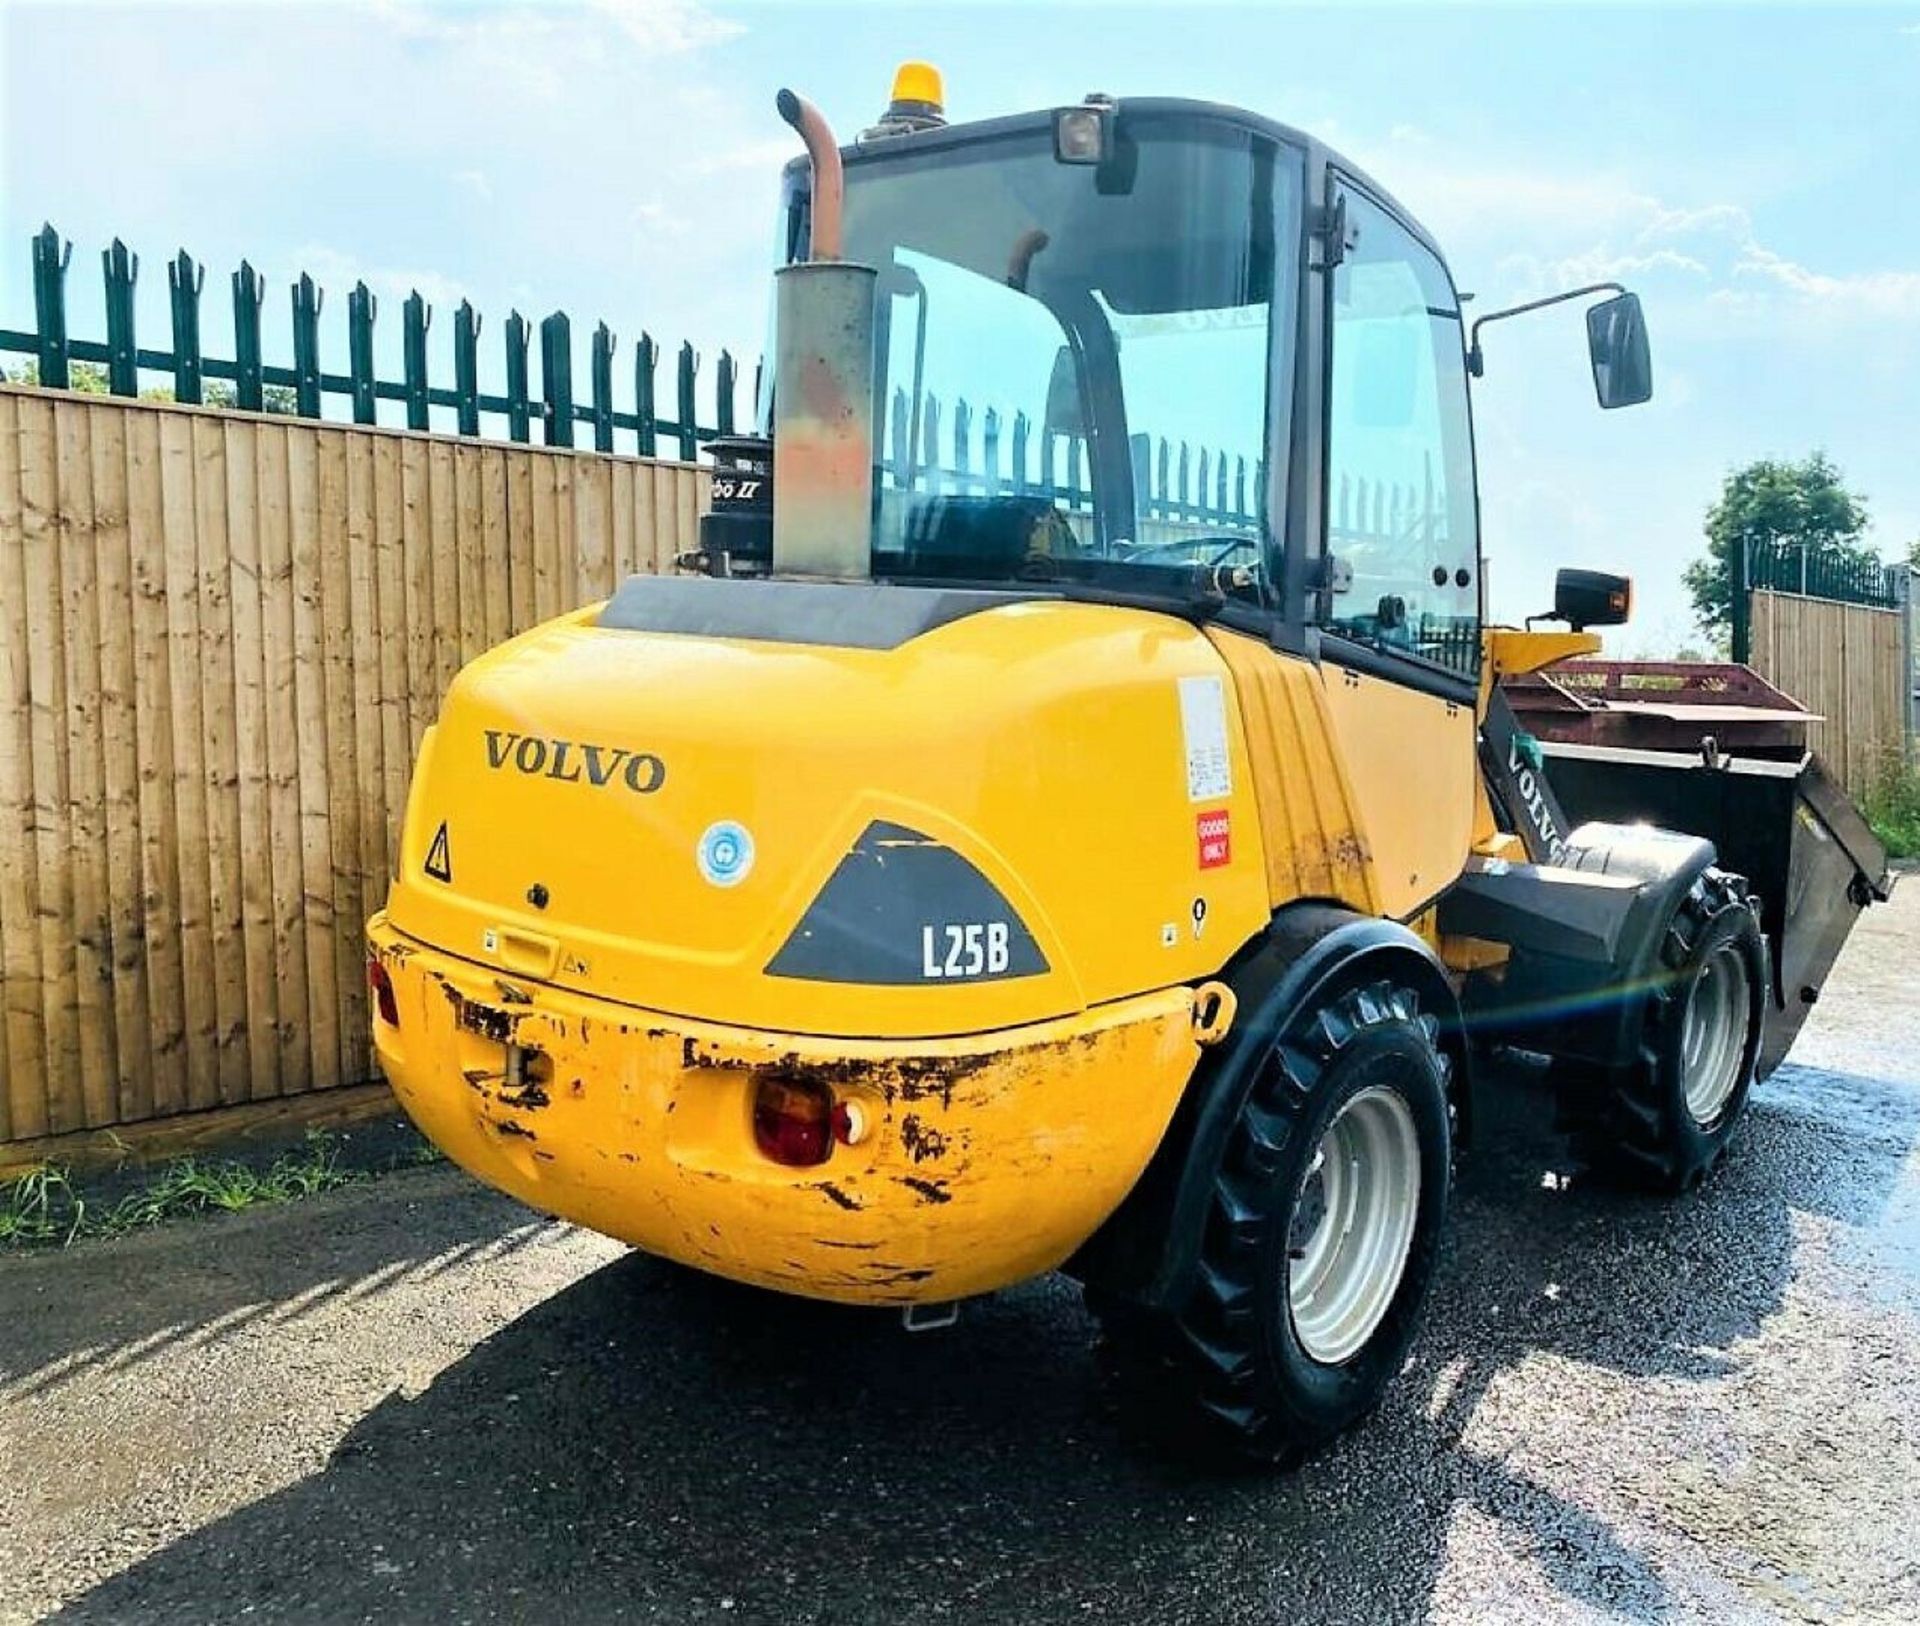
770;89;876;580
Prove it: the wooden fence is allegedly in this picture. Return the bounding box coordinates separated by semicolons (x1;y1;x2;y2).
1749;587;1907;795
0;384;706;1149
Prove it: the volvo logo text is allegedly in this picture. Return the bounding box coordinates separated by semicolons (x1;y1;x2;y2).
483;731;666;793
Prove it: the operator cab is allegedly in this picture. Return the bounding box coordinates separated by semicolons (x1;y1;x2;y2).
737;96;1311;625
699;76;1651;694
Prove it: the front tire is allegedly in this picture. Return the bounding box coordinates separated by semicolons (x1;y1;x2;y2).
1562;869;1767;1193
1091;981;1453;1468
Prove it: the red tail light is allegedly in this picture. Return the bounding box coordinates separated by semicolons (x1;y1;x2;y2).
367;957;400;1027
752;1074;835;1167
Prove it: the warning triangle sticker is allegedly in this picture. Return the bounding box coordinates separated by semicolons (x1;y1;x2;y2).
424;822;452;883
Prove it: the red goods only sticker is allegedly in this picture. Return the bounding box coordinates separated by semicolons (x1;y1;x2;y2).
1196;809;1232;869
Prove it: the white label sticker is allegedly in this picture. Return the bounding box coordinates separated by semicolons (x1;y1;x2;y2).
1178;675;1232;802
920;922;1012;980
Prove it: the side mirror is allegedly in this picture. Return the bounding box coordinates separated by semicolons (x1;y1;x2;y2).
1586;292;1651;409
1554;567;1633;630
1044;344;1084;439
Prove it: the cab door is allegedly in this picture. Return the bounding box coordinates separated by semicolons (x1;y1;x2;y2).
1314;179;1481;918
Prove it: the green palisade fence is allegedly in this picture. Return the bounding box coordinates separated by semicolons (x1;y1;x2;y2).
1730;534;1906;663
2;223;747;456
1744;538;1904;610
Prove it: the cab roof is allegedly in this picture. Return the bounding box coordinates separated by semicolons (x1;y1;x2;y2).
784;95;1452;278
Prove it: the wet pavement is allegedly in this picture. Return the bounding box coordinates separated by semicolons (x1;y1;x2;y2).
3;882;1917;1624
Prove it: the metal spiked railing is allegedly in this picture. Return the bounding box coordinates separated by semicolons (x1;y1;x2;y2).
1;223;745;457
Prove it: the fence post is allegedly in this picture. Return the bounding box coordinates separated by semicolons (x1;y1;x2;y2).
233;261;265;410
1127;434;1149;519
715;350;736;437
504;311;531;443
1903;567;1917;760
346;281;376;424
168;250;204;404
675;341;698;460
889;388;909;487
953;396;971;481
589;322;616;452
292;273;325;418
31;222;72;389
102;240;139;396
635;333;658;457
402;291;431;431
453;301;481;436
540;312;574;448
1011;411;1030;494
1730;535;1751;665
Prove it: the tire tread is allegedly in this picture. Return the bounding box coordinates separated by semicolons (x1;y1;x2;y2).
1092;980;1447;1467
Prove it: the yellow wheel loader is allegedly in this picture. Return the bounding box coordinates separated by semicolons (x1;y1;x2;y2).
366;69;1888;1466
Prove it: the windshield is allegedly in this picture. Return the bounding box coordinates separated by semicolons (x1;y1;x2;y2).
772;114;1304;605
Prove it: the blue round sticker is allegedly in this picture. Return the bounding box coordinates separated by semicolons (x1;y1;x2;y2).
697;820;754;887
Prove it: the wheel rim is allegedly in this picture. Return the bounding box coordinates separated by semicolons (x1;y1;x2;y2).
1681;941;1752;1126
1286;1085;1422;1366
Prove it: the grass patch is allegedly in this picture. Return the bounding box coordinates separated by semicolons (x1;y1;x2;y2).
1862;750;1920;860
0;1165;89;1245
0;1129;422;1249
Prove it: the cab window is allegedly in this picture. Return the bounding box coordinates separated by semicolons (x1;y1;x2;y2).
1323;185;1479;678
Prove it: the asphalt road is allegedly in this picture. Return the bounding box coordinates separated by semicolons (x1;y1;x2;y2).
4;884;1917;1624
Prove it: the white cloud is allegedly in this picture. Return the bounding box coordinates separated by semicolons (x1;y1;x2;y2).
1497;245;1712;292
630;200;690;238
289;245;471;314
589;0;742;52
366;0;736;53
1378;134;1920;330
1730;243;1920;319
358;0;740;100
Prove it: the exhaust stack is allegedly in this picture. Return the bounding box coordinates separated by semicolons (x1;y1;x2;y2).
771;88;876;580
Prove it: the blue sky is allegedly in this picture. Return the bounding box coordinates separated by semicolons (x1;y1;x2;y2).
4;0;1918;647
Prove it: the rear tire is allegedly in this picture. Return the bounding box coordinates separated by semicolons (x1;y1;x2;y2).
1561;869;1766;1193
1090;981;1453;1468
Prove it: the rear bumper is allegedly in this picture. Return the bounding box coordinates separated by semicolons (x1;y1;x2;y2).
367;914;1204;1304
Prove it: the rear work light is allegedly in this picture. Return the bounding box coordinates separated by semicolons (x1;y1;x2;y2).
367;957;400;1027
752;1074;837;1167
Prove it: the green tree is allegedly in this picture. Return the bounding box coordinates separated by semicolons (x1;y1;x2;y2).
6;359;295;413
1683;453;1878;637
201;379;300;415
3;358;109;392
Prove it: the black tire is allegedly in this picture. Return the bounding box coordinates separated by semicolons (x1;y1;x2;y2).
1561;869;1767;1193
1090;980;1454;1469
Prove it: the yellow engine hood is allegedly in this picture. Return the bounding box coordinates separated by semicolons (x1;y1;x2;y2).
383;582;1271;1038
